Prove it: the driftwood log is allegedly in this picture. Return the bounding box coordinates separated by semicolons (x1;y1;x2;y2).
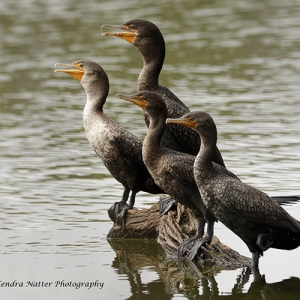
107;198;251;270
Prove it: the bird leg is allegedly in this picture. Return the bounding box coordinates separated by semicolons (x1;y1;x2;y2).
251;267;264;283
159;195;177;217
177;216;206;259
107;188;132;229
115;191;136;230
256;233;274;251
187;219;214;261
251;251;261;269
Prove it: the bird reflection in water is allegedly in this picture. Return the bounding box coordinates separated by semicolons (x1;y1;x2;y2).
108;239;300;299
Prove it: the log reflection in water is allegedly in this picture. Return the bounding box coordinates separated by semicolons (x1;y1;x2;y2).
108;238;300;299
108;200;251;269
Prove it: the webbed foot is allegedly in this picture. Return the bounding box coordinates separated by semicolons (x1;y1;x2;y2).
116;206;129;230
256;233;274;251
107;202;129;230
178;235;212;261
108;202;119;223
177;237;197;258
159;196;176;217
187;236;210;261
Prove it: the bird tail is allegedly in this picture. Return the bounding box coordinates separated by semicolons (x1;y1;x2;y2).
271;195;300;206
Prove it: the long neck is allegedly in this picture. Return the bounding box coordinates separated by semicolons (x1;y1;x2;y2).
83;79;109;112
143;109;166;161
195;128;218;178
137;40;165;91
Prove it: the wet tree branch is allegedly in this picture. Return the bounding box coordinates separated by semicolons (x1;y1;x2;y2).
107;199;251;269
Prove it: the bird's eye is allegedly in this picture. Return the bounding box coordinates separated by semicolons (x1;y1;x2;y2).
129;24;134;29
79;63;83;68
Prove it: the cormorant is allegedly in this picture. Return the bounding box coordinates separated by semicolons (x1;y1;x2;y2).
55;60;166;229
102;19;300;210
166;111;300;268
116;90;239;259
101;19;224;162
101;19;225;215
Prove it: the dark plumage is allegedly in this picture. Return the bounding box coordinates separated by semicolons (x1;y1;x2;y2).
102;19;225;165
116;90;239;259
102;19;300;212
167;111;300;268
55;60;165;229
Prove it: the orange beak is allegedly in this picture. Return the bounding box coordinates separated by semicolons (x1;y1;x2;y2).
54;62;85;81
101;24;137;44
166;117;196;129
116;93;147;110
